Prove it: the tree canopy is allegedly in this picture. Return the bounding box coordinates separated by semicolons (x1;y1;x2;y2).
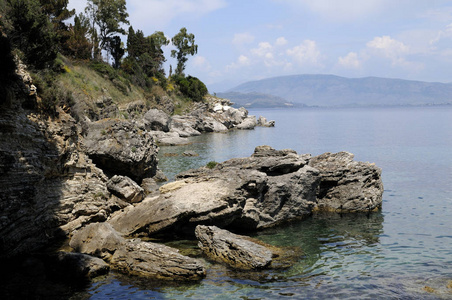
85;0;129;54
171;27;198;76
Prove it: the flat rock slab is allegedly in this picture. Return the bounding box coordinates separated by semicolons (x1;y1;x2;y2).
111;239;206;281
195;225;273;270
70;222;206;281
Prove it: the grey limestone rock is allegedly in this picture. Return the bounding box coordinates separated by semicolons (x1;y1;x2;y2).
195;225;273;270
107;175;144;203
70;222;206;281
309;151;383;212
257;116;275;127
143;109;170;132
237;116;257;130
83;119;159;182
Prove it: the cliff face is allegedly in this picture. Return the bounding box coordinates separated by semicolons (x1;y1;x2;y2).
0;63;125;258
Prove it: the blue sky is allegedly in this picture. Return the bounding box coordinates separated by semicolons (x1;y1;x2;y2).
69;0;452;92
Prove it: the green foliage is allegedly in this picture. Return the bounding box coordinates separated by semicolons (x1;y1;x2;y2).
171;27;198;76
31;70;73;113
39;0;75;52
65;13;91;59
89;60;130;95
172;75;208;102
123;26;168;88
106;35;125;68
206;161;218;169
85;0;129;52
5;0;58;69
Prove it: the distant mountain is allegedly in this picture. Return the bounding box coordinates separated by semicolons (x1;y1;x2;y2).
216;92;296;108
228;74;452;107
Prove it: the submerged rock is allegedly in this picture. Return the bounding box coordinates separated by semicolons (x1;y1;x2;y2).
195;225;273;270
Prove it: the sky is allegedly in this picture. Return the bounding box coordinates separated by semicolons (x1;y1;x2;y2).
68;0;452;92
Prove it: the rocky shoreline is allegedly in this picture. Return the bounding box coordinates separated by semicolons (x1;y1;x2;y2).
0;63;383;286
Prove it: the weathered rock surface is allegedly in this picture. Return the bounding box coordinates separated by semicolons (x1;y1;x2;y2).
150;130;191;146
107;175;144;203
237;116;257;130
50;251;110;279
70;222;125;261
195;225;273;270
108;146;320;236
110;239;206;281
109;146;383;237
309;152;383;212
257;116;275;127
83;119;159;182
0;104;118;258
70;222;206;281
143;108;170;132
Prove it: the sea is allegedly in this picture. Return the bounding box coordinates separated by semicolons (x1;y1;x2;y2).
78;106;452;299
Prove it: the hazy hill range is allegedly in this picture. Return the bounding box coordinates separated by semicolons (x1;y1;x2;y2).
228;74;452;107
216;92;296;108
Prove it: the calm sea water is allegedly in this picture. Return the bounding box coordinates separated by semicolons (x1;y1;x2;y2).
80;106;452;299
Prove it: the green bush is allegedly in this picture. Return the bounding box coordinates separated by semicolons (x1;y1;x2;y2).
172;75;208;102
206;161;218;169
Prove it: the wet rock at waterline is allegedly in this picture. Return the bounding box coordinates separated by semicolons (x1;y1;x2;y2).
70;223;206;281
309;151;383;212
195;225;274;270
108;146;383;237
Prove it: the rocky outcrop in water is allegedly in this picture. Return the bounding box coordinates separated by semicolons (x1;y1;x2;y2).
108;146;383;238
195;225;273;270
70;223;206;281
309;151;383;212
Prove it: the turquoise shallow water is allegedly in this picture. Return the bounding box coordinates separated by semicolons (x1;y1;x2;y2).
81;106;452;299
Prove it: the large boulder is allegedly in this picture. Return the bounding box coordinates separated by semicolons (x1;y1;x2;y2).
108;146;383;238
83;119;159;182
257;116;275;127
237;116;257;130
110;239;206;281
107;175;144;203
143;109;170;132
70;222;206;281
195;225;273;270
309;152;383;212
170;116;202;137
108;146;319;236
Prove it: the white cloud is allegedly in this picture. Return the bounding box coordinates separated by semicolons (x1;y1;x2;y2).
366;35;410;66
275;37;288;46
338;52;361;69
238;55;251;66
226;55;251;71
286;40;322;66
251;42;273;57
232;33;255;46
